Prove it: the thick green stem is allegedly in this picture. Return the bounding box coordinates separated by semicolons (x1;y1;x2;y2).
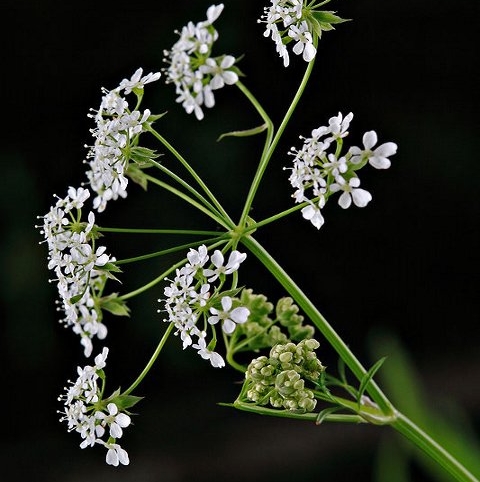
241;235;394;415
392;413;479;482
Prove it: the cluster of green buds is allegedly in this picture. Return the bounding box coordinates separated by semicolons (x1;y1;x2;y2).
228;289;315;355
243;339;325;413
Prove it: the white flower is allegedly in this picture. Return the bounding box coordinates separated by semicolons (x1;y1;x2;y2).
37;189;114;354
327;112;354;141
118;67;161;95
349;130;397;169
201;3;224;26
289;21;316;62
208;296;250;334
103;442;130;466
322;153;348;177
330;176;372;209
203;249;247;282
95;403;131;439
192;332;225;368
200;55;239;89
85;71;159;212
301;202;325;230
259;1;316;66
163;4;237;120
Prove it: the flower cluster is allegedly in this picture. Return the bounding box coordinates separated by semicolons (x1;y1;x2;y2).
160;244;249;367
85;68;161;212
163;4;239;120
243;339;324;413
231;289;315;354
58;348;132;466
37;187;116;356
259;0;347;67
286;112;397;229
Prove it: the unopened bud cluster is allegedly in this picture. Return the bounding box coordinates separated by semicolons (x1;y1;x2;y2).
245;339;324;413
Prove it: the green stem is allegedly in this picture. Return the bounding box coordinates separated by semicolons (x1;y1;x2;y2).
392;412;479;482
146;125;233;225
122;323;175;396
114;235;228;265
235;80;274;162
144;173;232;230
228;400;365;423
118;238;228;300
239;53;316;228
245;202;309;232
241;235;394;415
97;227;221;236
149;159;223;219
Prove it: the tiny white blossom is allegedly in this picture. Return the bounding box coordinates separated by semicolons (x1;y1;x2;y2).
203;249;247;282
301;202;325;230
103;442;130;466
95;403;131;439
349;130;397;169
289;21;316;62
118;67;161;95
330;176;372;209
208;296;250;334
192;332;226;368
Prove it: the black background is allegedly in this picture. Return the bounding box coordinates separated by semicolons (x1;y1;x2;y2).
2;1;479;481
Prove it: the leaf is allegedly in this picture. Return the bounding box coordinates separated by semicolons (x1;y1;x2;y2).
113;394;144;411
357;357;387;404
100;294;130;317
129;146;161;163
316;406;341;425
126;164;149;191
217;123;268;142
312;11;350;25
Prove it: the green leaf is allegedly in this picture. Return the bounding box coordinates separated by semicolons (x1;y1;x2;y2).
357;357;387;404
126;163;149;191
316;406;341;425
69;293;84;304
217;123;268;142
100;294;130;317
129;146;161;163
311;11;350;25
113;394;144;411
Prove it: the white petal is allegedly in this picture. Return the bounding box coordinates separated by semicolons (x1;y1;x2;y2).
303;43;316;62
230;307;250;324
374;142;398;158
116;413;131;428
221;55;235;69
117;447;130;465
292;41;304;56
221;296;232;311
362;130;377;150
107;403;118;415
222;71;238;85
210;352;225;368
369;156;391;169
222;319;236;334
352;188;372;207
301;204;316;220
210;250;224;268
106;449;119;466
338;192;352;209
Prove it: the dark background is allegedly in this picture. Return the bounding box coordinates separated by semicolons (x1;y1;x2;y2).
2;1;479;481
